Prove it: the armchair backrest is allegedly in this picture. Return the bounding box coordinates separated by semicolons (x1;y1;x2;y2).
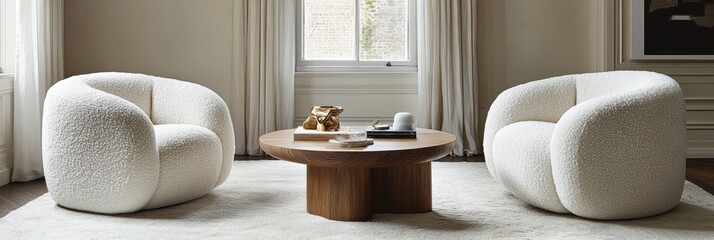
575;71;677;104
73;72;154;116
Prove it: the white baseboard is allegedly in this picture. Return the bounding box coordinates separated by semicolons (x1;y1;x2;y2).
0;147;11;187
0;167;11;187
687;149;714;159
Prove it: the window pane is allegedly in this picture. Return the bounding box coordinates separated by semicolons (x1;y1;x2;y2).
303;0;355;60
359;0;408;61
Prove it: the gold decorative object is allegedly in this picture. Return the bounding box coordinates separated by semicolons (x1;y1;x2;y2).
302;106;344;131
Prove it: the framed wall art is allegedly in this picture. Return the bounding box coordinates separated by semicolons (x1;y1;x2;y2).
631;0;714;60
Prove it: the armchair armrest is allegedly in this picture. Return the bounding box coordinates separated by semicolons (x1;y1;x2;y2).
483;76;576;180
42;81;160;214
550;83;686;219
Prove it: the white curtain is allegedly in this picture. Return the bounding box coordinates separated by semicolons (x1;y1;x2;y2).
12;0;64;181
417;0;479;156
233;0;295;155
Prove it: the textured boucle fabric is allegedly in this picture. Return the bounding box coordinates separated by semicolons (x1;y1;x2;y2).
145;124;222;209
77;72;154;116
493;121;568;214
483;76;575;181
484;71;687;220
151;77;235;187
42;72;235;214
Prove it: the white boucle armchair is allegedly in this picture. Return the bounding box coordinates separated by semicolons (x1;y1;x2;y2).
42;72;235;214
484;71;687;220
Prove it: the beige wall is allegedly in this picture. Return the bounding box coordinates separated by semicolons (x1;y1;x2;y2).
64;0;608;151
476;0;601;138
64;0;601;120
64;0;234;102
477;0;600;108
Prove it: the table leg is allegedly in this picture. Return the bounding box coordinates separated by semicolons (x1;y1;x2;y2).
371;162;432;214
306;166;372;221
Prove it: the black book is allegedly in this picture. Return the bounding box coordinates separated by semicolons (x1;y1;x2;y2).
366;127;417;139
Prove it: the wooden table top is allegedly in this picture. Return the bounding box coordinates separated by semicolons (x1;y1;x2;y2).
259;128;456;168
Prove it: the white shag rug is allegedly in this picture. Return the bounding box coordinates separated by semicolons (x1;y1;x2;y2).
2;161;714;239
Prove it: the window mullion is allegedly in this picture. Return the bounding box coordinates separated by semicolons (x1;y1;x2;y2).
354;0;360;63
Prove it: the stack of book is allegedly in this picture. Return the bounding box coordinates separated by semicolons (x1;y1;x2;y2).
366;127;417;139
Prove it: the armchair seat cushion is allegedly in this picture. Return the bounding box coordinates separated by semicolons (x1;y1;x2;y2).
492;121;568;213
145;124;222;209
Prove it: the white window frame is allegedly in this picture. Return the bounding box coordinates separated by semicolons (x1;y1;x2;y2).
0;0;5;73
296;0;417;72
0;0;17;75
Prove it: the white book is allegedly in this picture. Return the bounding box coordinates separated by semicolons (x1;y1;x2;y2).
293;127;349;141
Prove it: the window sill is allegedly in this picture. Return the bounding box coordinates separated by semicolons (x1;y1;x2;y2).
294;71;418;85
0;73;14;80
296;66;417;73
0;73;13;93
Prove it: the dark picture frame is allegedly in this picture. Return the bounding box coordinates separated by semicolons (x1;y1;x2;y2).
631;0;714;60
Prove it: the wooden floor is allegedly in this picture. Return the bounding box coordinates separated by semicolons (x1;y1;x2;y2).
0;179;48;217
686;159;714;194
1;157;712;218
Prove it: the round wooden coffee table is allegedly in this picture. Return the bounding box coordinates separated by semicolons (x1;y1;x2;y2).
259;128;455;221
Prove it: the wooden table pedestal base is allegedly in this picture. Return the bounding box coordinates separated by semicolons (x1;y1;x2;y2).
306;162;432;221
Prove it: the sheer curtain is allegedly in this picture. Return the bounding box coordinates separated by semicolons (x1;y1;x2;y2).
13;0;64;181
233;0;295;155
417;0;479;156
